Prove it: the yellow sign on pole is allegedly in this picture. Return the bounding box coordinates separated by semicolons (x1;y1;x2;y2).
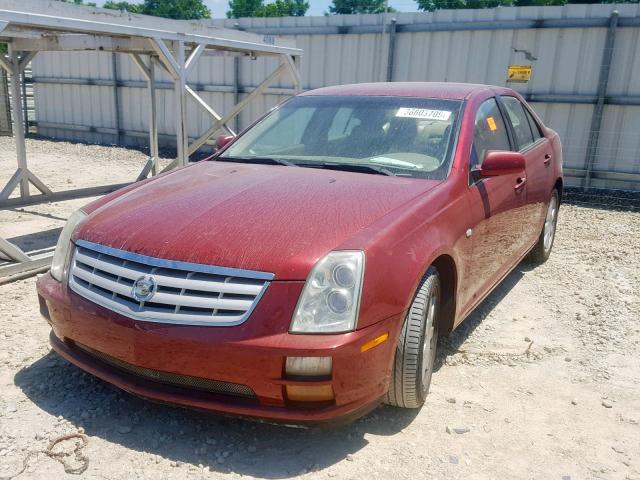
507;65;532;83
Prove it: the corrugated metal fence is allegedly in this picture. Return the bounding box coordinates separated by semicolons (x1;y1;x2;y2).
23;4;640;190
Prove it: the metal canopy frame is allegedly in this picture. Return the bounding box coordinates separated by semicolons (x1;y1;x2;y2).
0;7;302;281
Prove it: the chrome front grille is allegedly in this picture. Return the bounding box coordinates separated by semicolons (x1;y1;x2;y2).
69;239;273;326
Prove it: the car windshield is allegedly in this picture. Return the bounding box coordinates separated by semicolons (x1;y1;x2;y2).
218;95;463;179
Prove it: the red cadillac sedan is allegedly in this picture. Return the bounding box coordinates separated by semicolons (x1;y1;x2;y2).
36;82;562;424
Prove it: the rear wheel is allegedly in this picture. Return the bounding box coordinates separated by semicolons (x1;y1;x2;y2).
528;189;560;265
385;267;440;409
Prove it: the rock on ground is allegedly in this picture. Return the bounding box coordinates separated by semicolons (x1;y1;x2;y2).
1;138;639;479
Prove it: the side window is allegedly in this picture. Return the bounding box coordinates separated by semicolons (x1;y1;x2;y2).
524;107;543;140
501;96;535;150
471;98;511;168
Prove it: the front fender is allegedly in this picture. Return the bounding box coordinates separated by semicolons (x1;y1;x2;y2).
340;180;470;331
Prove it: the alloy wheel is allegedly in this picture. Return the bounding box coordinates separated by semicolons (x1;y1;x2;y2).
543;194;558;253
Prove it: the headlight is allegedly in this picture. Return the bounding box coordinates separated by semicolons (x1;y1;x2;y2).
290;251;365;334
50;209;87;282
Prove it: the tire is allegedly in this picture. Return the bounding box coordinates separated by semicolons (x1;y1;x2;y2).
528;189;560;265
385;267;440;409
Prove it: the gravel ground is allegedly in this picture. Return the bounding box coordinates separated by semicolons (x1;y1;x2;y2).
1;138;639;480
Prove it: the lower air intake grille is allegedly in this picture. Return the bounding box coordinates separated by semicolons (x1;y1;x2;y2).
74;342;256;399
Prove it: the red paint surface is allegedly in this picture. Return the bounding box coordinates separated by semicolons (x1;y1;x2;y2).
37;82;563;423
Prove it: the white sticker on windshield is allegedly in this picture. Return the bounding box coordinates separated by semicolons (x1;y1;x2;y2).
396;108;451;121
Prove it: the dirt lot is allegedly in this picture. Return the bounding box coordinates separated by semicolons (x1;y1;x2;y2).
1;138;639;480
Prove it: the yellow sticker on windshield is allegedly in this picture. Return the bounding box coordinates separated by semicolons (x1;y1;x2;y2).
487;116;497;131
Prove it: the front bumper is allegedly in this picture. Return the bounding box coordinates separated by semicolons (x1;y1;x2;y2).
37;273;403;424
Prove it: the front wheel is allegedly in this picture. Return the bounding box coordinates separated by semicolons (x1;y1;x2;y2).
385;267;440;409
528;189;560;264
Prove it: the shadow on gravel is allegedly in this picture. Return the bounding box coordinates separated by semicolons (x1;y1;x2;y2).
14;352;418;478
434;263;529;371
6;227;62;254
14;261;533;476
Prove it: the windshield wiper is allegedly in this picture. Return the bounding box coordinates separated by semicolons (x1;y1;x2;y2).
311;163;395;177
217;156;298;167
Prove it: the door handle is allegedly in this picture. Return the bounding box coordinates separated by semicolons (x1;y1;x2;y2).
543;154;552;166
515;177;527;192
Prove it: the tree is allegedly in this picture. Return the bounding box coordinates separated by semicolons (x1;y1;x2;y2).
227;0;263;17
143;0;211;19
103;0;211;19
416;0;510;11
512;0;565;5
416;0;638;10
54;0;97;6
102;0;144;12
257;0;309;16
227;0;308;17
328;0;390;14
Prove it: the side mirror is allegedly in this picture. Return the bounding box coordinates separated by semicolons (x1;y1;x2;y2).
478;151;525;177
216;134;235;150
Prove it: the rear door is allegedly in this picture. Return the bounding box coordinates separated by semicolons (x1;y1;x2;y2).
499;96;553;247
463;97;527;313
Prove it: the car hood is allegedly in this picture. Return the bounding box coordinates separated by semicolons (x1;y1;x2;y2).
76;161;440;280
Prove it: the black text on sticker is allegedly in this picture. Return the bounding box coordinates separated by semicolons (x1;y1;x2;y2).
396;108;451;121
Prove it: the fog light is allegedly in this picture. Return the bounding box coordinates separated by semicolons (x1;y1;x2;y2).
285;384;334;402
285;357;332;377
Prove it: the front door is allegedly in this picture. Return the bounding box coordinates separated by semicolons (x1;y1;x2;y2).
462;97;527;314
499;95;554;247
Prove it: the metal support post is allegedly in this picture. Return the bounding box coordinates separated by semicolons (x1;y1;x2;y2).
111;52;122;145
174;40;188;166
130;53;159;178
148;57;158;175
386;18;397;82
9;47;29;198
233;56;240;132
584;10;618;191
20;68;28;132
0;48;49;202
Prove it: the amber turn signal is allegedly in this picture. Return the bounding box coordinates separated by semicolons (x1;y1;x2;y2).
285;384;334;402
360;332;389;353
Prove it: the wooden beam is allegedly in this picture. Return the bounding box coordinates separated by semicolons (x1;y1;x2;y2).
0;236;31;262
11;34;152;53
149;38;179;79
185;43;205;77
0;255;52;284
186;86;235;136
18;51;37;71
282;54;302;92
0;183;129;209
129;53;151;80
0;54;11;74
173;40;188;166
188;61;288;156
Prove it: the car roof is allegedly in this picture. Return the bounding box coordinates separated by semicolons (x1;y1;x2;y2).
300;82;504;100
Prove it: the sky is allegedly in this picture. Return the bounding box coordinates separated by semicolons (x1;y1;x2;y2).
94;0;420;18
